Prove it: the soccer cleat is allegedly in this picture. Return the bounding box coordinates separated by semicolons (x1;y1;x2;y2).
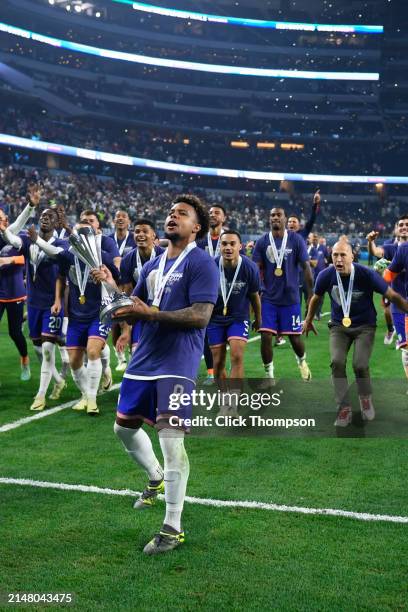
359;396;375;421
30;396;46;411
86;400;99;415
133;479;165;509
20;364;31;381
384;330;395;345
202;374;215;386
72;397;87;411
100;366;113;393
49;379;67;400
143;524;185;555
334;405;352;427
298;360;312;382
275;336;286;347
115;361;127;372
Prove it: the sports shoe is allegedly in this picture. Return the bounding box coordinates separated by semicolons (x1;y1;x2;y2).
275;336;286;347
20;364;31;381
384;330;395;345
133;479;165;509
30;396;46;411
49;379;67;400
359;396;375;421
143;524;185;556
115;361;127;372
86;400;99;415
202;375;215;386
298;360;312;382
334;405;352;427
72;397;87;411
99;366;113;393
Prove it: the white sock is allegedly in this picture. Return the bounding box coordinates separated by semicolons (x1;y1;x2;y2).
34;345;43;363
71;365;87;397
58;345;70;380
86;358;102;401
159;429;189;532
296;353;306;365
402;349;408;378
38;342;57;397
114;347;126;364
114;423;163;481
101;344;111;373
264;361;274;378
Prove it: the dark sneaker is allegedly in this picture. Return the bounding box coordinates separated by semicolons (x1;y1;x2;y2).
143;524;185;555
133;479;164;510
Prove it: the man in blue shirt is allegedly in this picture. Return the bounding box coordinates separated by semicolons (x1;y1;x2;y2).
94;194;219;556
304;240;408;426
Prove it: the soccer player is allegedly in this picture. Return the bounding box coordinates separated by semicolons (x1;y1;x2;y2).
0;209;30;380
1;209;68;410
108;210;137;371
117;219;164;355
31;221;119;415
367;220;408;347
80;210;121;269
253;207;313;383
208;230;261;382
197;204;227;383
303;241;408;426
93;194;218;555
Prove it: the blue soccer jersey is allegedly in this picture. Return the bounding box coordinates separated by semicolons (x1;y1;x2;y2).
252;231;309;305
120;246;164;287
383;243;407;314
314;263;388;327
0;237;26;301
125;246;219;381
211;255;260;324
108;232;136;258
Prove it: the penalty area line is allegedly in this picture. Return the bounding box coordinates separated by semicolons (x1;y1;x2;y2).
0;477;407;524
0;384;121;434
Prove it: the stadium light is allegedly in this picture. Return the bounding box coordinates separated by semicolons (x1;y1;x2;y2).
0;22;380;81
112;0;383;34
1;132;408;184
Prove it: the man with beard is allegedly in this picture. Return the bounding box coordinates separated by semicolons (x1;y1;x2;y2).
93;195;218;555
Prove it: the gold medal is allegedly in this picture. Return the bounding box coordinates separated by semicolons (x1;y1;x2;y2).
79;295;86;305
151;305;160;311
223;306;227;316
342;317;352;327
275;267;283;277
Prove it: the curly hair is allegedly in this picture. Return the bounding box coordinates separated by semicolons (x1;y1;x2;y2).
172;194;209;240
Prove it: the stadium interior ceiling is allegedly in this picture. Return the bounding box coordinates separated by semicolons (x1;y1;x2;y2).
0;0;407;211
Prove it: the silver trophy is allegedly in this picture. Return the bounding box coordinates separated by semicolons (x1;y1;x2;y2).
69;227;134;324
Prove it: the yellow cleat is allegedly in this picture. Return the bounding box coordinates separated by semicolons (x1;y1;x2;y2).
298;360;312;382
30;396;46;411
99;367;113;394
115;361;127;372
72;397;87;411
86;400;99;415
49;379;67;400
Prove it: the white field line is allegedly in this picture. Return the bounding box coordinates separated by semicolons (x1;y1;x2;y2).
0;337;261;435
0;477;406;524
0;384;121;434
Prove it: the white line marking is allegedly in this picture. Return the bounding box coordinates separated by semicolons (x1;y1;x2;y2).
0;477;406;524
0;384;121;434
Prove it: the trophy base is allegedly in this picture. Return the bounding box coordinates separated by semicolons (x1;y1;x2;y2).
100;293;134;325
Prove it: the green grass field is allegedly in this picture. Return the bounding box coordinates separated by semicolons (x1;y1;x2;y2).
0;297;407;611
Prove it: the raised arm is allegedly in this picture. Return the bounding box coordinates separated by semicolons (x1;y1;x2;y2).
9;183;42;233
0;216;23;249
366;231;384;258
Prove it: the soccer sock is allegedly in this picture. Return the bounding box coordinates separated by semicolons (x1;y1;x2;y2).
101;344;111;372
62;317;69;336
86;358;102;401
159;430;190;533
71;365;87;397
58;346;70;380
114;347;126;364
264;361;274;378
21;355;29;366
38;342;57;397
114;423;164;481
402;349;408;379
207;368;214;377
34;345;43;363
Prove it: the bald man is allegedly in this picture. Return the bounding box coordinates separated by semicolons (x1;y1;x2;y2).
303;241;408;427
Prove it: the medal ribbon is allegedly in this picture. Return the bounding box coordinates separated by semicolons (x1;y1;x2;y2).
336;264;355;320
136;247;156;275
152;242;196;308
114;231;129;257
74;256;90;301
269;230;288;271
30;237;55;281
207;231;222;258
219;256;242;314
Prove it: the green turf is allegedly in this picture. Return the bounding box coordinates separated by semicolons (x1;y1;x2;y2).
0;297;407;611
